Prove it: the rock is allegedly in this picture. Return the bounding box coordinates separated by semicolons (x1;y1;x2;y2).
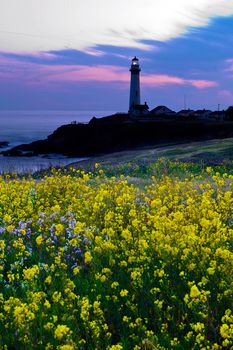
2;114;233;158
0;141;9;148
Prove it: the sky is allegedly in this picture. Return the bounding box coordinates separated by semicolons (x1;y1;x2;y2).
0;0;233;112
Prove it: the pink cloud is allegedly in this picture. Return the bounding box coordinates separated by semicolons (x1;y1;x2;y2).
41;65;127;82
0;55;217;90
142;75;184;86
188;79;218;88
0;51;57;60
219;89;233;97
40;66;219;90
142;75;217;89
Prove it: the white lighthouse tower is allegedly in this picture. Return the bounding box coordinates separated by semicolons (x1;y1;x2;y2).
129;56;141;111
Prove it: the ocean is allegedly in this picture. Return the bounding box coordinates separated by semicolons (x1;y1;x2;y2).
0;110;115;173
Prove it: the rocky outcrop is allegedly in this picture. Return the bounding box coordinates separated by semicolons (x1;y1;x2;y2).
0;141;9;148
3;114;233;157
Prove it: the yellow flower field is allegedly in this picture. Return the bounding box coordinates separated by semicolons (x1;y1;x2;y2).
0;163;232;349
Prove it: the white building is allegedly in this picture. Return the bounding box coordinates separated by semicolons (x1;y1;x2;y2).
129;57;149;116
129;57;141;110
150;105;175;116
176;109;194;117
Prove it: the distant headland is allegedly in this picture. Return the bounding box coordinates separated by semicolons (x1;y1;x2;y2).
2;57;233;158
3;111;233;158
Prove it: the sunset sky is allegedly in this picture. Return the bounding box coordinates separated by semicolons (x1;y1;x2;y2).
0;0;233;112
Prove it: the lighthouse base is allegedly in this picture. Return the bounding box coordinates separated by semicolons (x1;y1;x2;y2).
129;102;150;116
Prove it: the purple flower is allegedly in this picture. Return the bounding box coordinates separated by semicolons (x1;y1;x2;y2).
49;224;55;235
68;219;77;229
0;227;5;234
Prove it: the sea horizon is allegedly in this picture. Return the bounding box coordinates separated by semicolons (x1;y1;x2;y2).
0;109;117;147
0;110;116;173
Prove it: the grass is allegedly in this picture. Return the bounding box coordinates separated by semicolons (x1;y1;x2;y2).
44;138;232;185
66;137;233;174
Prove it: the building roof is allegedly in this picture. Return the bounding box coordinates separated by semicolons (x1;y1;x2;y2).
177;109;194;114
150;105;175;114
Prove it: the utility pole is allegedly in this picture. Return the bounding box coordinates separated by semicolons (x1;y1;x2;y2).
184;94;187;110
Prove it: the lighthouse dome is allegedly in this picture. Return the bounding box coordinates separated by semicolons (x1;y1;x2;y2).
132;56;139;66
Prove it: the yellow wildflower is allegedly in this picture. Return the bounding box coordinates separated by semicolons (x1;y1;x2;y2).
190;285;200;298
36;235;44;246
84;251;92;264
23;265;40;280
54;324;71;340
120;289;128;297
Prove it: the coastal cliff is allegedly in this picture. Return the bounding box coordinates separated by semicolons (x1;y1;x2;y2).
3;113;233;157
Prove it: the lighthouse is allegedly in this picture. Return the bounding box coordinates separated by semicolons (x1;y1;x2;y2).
129;56;141;111
128;57;149;116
